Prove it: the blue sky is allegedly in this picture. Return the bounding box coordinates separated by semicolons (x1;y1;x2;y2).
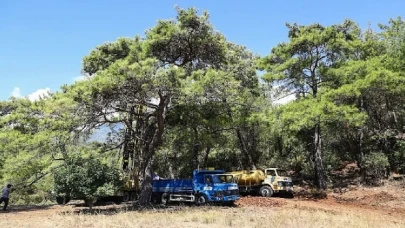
1;0;403;101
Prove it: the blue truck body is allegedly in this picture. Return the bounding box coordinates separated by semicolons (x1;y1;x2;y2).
151;170;240;205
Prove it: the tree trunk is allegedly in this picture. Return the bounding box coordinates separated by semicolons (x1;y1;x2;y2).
358;96;366;182
236;128;256;170
192;127;200;170
137;93;169;206
224;100;256;170
314;122;326;190
138;156;153;206
248;127;260;166
203;146;211;168
84;197;96;211
358;128;365;182
168;161;175;179
137;126;157;206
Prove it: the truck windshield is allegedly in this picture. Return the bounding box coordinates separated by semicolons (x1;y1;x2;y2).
266;170;276;176
212;175;234;183
276;170;288;177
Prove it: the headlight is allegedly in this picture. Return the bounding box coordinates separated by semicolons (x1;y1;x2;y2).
228;186;238;190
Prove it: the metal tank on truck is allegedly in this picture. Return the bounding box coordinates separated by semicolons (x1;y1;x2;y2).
227;168;294;197
151;169;240;205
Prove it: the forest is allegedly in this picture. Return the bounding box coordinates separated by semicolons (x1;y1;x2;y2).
0;7;404;206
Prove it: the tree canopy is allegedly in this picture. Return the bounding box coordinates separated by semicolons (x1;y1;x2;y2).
0;8;404;205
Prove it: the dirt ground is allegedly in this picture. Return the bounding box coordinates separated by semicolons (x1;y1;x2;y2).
1;182;405;227
237;182;405;218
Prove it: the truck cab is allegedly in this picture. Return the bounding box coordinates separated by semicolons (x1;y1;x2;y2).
152;170;239;205
263;168;294;195
227;168;294;197
193;170;240;205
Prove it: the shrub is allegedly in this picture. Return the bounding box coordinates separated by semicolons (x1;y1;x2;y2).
53;155;122;208
363;152;389;186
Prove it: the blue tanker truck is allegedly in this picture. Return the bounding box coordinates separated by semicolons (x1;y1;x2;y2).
151;169;240;205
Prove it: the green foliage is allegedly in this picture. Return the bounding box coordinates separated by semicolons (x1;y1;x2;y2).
363;152;390;185
1;8;405;200
379;17;405;72
53;155;122;199
391;141;405;173
146;7;226;69
82;37;137;75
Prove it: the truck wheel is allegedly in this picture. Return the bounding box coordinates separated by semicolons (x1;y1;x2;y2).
259;186;273;197
161;193;169;205
195;194;208;206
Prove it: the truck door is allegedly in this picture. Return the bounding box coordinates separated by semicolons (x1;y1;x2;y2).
265;169;276;183
203;175;213;191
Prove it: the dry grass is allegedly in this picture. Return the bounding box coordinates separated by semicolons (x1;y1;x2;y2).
1;206;403;228
4;182;405;227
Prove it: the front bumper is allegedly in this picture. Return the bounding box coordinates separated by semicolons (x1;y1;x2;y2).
280;186;294;192
275;182;294;192
210;195;240;202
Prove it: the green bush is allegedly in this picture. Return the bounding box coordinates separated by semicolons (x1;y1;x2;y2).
392;141;405;173
53;155;122;206
363;152;389;186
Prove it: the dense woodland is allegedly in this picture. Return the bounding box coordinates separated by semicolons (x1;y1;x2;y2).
1;8;404;205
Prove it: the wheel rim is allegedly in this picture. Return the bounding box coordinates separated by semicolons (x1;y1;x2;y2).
161;194;168;204
262;189;270;197
198;196;206;204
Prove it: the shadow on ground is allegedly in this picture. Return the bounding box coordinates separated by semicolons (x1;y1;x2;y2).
0;205;54;213
62;201;238;215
